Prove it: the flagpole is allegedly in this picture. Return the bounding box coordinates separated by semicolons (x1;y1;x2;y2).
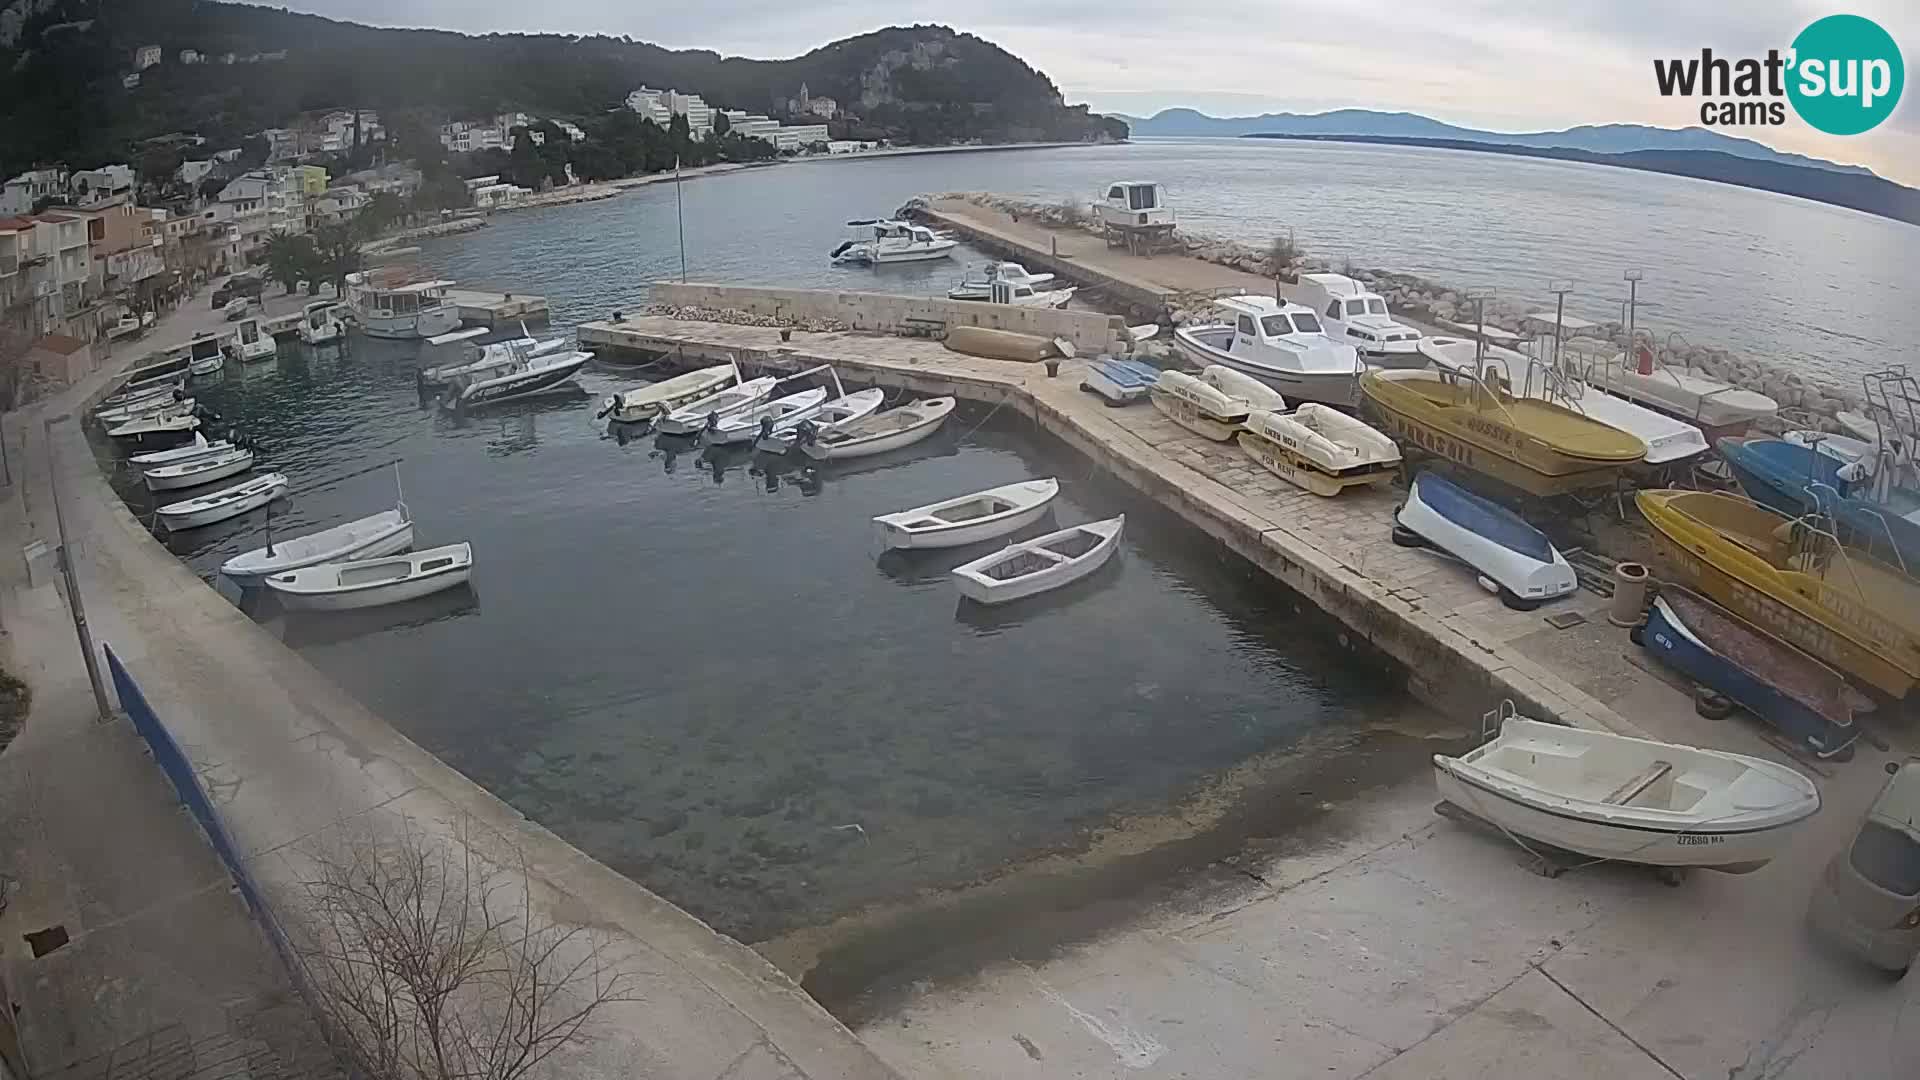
675;154;687;283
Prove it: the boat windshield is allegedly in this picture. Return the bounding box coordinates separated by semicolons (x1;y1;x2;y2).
1291;312;1323;334
1367;299;1388;315
1850;822;1920;896
1259;315;1291;337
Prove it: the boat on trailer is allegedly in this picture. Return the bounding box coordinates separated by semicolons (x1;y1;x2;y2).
1433;713;1820;875
798;397;955;461
1238;405;1400;496
1638;587;1862;760
1393;470;1577;609
952;516;1125;605
598;362;741;423
155;472;288;530
1082;358;1160;405
264;542;472;612
873;478;1061;551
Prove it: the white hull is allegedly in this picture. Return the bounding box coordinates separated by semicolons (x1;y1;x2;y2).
1434;718;1820;873
1238;407;1399;496
1588;355;1777;430
189;354;226;375
874;478;1060;550
110;415;199;441
156;473;288;530
97;397;193;425
657;377;779;435
299;323;345;346
144;450;253;492
240;340;277;363
222;509;414;581
801;397;955;461
757;388;885;452
706;387;829;445
1396;472;1575;603
1173;327;1359;408
131;435;228;468
953;516;1124;605
359;307;462;340
265;543;471;611
600;365;738;423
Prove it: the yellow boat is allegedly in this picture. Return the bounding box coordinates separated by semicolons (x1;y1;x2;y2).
1636;489;1920;698
1360;369;1645;496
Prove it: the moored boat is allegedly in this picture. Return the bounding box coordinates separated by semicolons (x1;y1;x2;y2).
108;411;201;446
345;273;461;340
143;447;254;492
224;507;416;581
829;219;957;264
703;386;828;446
1639;588;1862;759
598;363;740;423
264;542;471;611
445;347;591;407
96;393;193;426
1360;368;1645;496
756;387;884;453
656;377;779;435
130;433;233;470
420;332;569;385
948;261;1057;300
799;397;955;461
1636;489;1920;698
234;316;277;363
1394;470;1576;608
952;516;1125;605
1433;715;1821;873
155;472;288;530
297;300;346;346
873;478;1061;550
1238;405;1400;496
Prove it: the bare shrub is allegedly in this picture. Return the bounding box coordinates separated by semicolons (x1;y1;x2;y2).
293;822;635;1080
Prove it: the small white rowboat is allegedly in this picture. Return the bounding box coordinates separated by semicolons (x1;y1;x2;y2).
143;447;254;492
97;395;193;425
1433;716;1820;873
873;478;1060;550
108;411;199;440
704;386;828;445
155;472;288;530
800;397;955;461
264;542;472;612
1237;405;1401;496
131;434;233;470
758;387;886;453
953;515;1124;605
656;377;778;435
222;507;415;581
599;363;740;423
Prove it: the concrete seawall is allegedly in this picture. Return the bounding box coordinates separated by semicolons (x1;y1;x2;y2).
14;363;901;1077
581;314;1643;738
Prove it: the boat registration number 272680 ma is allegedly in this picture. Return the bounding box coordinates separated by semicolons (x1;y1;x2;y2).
1678;834;1728;846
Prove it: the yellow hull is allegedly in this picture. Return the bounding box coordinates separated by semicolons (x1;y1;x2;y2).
1237;430;1392;497
1149;388;1241;442
1636;489;1920;698
1360;371;1642;497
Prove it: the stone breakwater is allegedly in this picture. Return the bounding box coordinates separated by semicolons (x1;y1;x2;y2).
639;303;851;333
922;192;1867;430
361;216;488;254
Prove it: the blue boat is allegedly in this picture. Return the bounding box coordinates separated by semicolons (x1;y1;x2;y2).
1082;357;1161;405
1639;586;1860;760
1718;436;1920;572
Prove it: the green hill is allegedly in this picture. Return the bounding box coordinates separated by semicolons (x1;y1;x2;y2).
0;1;1126;174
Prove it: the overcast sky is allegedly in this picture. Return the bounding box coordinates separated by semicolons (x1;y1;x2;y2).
278;1;1917;182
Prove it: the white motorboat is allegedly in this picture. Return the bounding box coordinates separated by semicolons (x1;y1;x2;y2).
947;261;1057;301
1419;338;1709;466
757;387;885;453
874;478;1061;551
187;331;228;376
298;301;346;346
1238;405;1400;496
264;542;471;612
108;411;200;443
704;386;829;446
97;394;193;426
420;330;570;385
233;316;277;363
143;447;254;492
1171;296;1363;407
344;273;462;340
155;472;288;530
952;516;1125;605
799;397;956;461
1393;471;1575;609
130;433;233;469
445;347;592;408
1583;347;1778;433
1433;714;1820;874
598;363;740;423
1296;273;1424;366
223;507;415;581
984;281;1076;309
829;219;957;265
657;377;779;435
1097;181;1174;232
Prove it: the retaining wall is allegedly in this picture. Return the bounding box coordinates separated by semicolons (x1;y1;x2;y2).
650;282;1128;354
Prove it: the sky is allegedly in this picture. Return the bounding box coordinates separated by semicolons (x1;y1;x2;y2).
276;1;1918;183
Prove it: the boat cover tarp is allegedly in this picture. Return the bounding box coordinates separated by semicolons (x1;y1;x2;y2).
1415;472;1553;562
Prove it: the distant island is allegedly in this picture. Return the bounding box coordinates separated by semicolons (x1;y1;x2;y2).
1240;132;1920;227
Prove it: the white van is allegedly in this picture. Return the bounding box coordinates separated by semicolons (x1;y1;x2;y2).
1809;757;1920;977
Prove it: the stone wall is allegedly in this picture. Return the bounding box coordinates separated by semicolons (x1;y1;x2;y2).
650;282;1128;354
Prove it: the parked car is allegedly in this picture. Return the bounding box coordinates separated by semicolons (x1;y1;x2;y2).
1809;757;1920;977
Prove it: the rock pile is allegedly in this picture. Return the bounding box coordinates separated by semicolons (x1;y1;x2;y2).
644;304;849;333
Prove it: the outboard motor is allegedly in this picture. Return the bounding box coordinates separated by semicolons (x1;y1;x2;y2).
828;240;854;260
757;415;776;442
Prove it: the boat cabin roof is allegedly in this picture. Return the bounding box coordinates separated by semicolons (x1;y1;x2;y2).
386;279;454;295
1522;311;1601;332
1299;273;1370;298
1104;181;1159;193
1214;295;1313;319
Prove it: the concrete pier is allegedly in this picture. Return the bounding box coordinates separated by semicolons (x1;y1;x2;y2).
579;314;1635;735
445;287;549;328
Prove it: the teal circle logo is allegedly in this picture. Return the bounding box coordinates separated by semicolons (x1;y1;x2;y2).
1787;14;1904;135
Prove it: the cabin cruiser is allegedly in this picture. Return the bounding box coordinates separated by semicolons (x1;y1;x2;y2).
829;220;957;264
1172;295;1363;407
419;328;570;385
1097;181;1174;230
1296;273;1423;366
345;273;461;339
948;261;1056;300
298;300;346;346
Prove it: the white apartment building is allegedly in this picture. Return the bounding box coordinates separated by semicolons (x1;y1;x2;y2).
772;124;830;151
719;112;828;152
625;87;673;126
0;169;70;215
134;44;162;69
70;164;136;208
628;87;717;135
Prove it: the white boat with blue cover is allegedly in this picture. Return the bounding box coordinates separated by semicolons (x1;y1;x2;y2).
1082;358;1160;405
1393;470;1576;609
874;478;1061;550
952;516;1125;605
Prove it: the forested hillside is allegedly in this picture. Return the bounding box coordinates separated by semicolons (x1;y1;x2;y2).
0;0;1126;174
